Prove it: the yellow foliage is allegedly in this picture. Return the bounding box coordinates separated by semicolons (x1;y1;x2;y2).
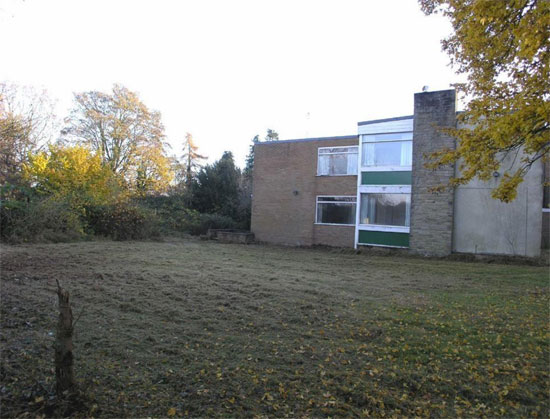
23;144;122;208
420;0;550;201
66;84;175;196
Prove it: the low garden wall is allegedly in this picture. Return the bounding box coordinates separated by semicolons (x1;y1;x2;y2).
207;229;255;244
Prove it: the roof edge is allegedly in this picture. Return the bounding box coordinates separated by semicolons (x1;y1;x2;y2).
357;115;413;126
256;135;358;145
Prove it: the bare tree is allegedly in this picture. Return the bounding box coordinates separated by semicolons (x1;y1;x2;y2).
0;83;58;185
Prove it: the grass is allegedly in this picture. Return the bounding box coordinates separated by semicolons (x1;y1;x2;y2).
1;237;548;417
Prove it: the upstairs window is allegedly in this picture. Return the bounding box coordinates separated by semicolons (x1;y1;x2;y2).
316;196;357;225
317;146;358;176
362;133;412;169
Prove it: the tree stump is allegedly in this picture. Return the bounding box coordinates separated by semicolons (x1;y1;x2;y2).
55;280;76;396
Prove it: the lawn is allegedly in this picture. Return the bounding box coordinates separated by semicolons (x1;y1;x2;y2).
1;238;549;417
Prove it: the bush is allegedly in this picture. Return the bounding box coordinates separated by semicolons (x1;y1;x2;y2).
0;190;243;243
85;202;161;241
0;197;86;243
133;196;242;236
134;195;190;233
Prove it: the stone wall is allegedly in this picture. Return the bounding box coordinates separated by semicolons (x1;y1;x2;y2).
251;136;358;247
409;89;456;256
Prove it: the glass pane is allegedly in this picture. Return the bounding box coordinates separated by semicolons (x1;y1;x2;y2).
348;152;358;174
362;141;412;167
318;155;330;175
329;154;348;174
360;193;410;227
317;203;356;224
318;148;359;175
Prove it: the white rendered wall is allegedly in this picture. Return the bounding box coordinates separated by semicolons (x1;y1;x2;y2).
452;150;543;257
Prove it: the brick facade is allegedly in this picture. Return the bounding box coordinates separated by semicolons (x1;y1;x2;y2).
251;136;358;247
409;90;456;256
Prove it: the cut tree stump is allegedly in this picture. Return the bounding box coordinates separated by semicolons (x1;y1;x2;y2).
55;279;76;396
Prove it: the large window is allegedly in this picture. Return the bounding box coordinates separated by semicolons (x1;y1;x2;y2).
317;146;358;176
362;133;412;169
359;193;410;227
316;196;357;225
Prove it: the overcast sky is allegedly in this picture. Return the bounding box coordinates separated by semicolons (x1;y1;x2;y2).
0;0;462;166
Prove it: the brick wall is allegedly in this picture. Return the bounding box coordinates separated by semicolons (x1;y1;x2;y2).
410;90;456;256
251;136;358;247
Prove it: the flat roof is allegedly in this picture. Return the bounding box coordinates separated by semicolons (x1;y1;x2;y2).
357;115;413;126
255;134;358;145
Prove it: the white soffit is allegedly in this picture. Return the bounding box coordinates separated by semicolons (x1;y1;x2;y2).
358;117;413;135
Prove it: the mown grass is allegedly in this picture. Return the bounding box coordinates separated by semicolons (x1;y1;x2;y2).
1;238;548;417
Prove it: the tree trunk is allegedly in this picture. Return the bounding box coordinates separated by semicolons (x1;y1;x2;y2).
55;280;76;396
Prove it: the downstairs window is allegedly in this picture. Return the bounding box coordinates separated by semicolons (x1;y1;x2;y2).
359;193;410;227
316;196;357;225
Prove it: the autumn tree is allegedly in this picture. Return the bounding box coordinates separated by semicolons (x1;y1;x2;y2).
23;144;120;208
0;83;58;185
181;132;207;188
63;84;173;194
420;0;550;202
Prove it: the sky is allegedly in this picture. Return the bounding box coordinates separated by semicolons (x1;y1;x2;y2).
0;0;462;167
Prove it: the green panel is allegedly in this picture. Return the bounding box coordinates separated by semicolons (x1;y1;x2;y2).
361;171;411;185
358;230;409;247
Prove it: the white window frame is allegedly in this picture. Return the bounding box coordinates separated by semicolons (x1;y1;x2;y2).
361;132;412;172
315;195;357;226
357;186;411;233
317;146;359;176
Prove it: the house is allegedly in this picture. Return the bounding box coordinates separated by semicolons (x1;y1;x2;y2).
251;89;548;257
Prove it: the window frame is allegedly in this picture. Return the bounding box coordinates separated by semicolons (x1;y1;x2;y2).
315;195;357;226
317;146;359;177
361;132;413;172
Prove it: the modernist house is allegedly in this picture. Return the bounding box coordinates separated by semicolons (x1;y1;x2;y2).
251;89;548;257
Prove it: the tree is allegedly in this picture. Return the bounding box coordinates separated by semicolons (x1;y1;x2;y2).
64;84;173;194
23;144;121;208
243;134;260;179
181;132;207;188
419;0;549;202
135;144;173;195
265;128;279;142
0;83;58;185
191;151;241;219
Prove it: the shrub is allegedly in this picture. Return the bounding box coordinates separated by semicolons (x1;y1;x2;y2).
85;202;161;241
132;196;243;236
0;197;86;243
133;195;190;233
